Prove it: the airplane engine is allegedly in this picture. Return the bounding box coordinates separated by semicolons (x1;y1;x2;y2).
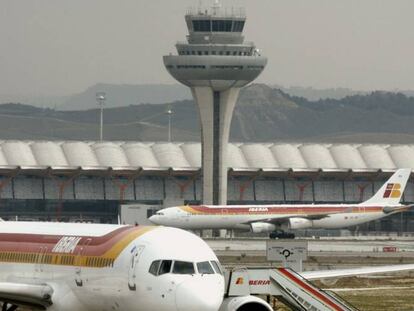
219;295;273;311
250;222;276;233
288;217;313;229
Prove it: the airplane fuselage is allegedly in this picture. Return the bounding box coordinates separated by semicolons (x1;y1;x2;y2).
150;204;406;231
150;169;412;233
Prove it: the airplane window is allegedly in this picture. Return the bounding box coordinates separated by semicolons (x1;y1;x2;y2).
156;212;164;216
197;261;215;274
149;260;161;276
172;261;195;275
210;261;224;275
159;260;173;275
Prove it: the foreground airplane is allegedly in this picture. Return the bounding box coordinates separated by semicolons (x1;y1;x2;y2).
150;169;412;238
0;220;413;311
0;221;225;311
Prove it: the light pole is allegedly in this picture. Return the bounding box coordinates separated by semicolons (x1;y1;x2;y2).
96;92;106;141
166;108;173;142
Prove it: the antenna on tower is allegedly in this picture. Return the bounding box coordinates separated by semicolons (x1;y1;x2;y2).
212;0;221;15
197;0;202;13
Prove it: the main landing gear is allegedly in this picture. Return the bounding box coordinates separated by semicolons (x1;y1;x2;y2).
2;303;18;311
269;230;295;239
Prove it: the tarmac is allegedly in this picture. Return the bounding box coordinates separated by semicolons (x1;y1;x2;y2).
207;238;414;255
207;238;414;269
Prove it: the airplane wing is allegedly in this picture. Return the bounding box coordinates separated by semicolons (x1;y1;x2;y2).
0;282;53;310
301;264;414;281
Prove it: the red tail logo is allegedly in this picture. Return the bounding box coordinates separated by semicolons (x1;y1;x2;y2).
383;183;401;198
235;277;244;285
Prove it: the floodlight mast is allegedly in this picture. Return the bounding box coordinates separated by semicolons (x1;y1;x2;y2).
163;3;267;205
166;108;173;142
96;92;106;141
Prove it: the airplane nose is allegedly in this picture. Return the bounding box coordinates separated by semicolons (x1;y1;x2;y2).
148;215;159;224
175;277;224;311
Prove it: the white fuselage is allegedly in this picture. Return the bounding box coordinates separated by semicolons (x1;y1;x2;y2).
0;222;224;311
149;204;401;231
150;169;413;233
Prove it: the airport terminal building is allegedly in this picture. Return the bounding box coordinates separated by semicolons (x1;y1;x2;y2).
0;140;413;233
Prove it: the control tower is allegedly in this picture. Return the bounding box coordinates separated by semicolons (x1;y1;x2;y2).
164;1;267;205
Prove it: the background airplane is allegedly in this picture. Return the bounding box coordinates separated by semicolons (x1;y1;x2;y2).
150;169;412;238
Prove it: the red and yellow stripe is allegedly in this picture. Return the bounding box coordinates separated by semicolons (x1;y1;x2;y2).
179;205;384;216
0;226;156;268
278;268;345;311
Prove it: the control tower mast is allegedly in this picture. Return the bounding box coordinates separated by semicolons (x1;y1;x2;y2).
164;1;267;205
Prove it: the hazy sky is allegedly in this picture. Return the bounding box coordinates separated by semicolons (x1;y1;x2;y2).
1;0;413;96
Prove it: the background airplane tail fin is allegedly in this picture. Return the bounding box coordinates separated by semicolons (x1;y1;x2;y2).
360;169;411;206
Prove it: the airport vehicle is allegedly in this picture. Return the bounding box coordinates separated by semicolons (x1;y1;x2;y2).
0;221;225;311
150;169;412;238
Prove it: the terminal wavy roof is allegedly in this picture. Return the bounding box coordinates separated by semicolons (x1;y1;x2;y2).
0;141;412;175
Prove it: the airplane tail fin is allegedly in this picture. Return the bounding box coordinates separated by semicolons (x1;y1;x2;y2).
360;168;411;206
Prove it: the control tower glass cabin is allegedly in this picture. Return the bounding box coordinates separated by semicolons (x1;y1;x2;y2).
164;3;267;205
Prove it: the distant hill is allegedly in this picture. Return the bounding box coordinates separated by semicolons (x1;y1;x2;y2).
274;85;366;101
59;84;191;110
1;84;414;143
0;102;199;141
0;84;192;110
232;85;414;142
0;94;68;109
275;85;414;101
3;83;413;110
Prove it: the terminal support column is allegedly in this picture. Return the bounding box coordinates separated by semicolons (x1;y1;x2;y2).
192;86;240;205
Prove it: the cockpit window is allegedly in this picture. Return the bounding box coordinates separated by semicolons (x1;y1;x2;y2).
172;261;195;275
156;212;164;216
210;260;224;275
158;260;173;275
197;261;215;274
149;260;161;276
151;260;218;276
